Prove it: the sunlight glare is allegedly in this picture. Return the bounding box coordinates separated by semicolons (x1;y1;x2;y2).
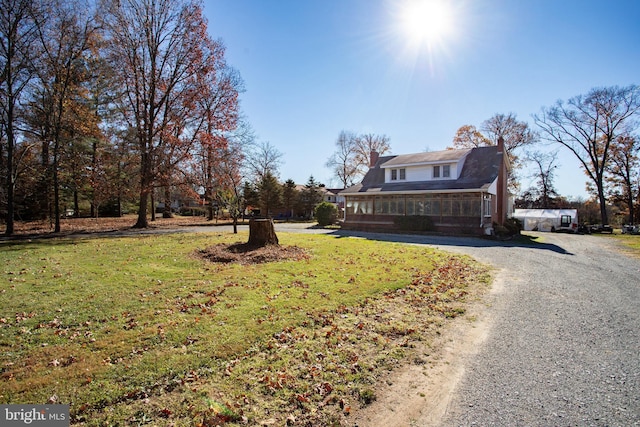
388;0;465;76
400;0;454;46
399;0;455;45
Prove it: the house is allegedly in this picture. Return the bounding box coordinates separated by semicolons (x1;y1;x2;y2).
323;188;345;215
339;138;510;235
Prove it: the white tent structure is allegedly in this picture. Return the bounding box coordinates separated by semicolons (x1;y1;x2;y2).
513;209;578;232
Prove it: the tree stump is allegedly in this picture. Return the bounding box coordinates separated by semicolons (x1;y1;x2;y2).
248;218;279;246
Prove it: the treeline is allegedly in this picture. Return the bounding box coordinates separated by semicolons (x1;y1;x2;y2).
242;175;326;220
0;0;247;235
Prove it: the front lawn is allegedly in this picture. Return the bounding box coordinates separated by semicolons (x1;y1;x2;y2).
0;231;489;426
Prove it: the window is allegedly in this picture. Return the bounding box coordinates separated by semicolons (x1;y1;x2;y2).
441;194;452;216
346;197;373;215
432;199;441;215
378;198;389;214
433;164;451;179
483;197;492;217
390;168;406;181
406;198;415;215
451;194;461;216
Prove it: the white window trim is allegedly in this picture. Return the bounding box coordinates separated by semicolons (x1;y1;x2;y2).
389;168;406;182
432;164;453;180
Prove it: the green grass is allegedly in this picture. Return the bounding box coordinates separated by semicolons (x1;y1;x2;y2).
600;233;640;258
0;231;489;425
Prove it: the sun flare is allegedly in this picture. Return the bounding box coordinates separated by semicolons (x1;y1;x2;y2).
399;0;454;46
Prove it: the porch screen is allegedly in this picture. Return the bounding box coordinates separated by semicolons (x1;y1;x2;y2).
375;196;405;215
346;197;373;215
374;194;481;217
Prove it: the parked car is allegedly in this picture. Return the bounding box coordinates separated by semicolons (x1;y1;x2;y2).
622;225;640;235
577;224;591;234
590;224;614;233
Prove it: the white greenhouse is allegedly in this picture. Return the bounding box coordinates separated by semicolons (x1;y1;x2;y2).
512;209;578;233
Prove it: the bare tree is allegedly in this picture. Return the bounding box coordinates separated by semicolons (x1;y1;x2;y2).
353;133;391;170
481;113;537;152
246;140;282;181
327;131;391;187
525;150;560;208
0;0;40;235
325;130;360;188
535;85;640;225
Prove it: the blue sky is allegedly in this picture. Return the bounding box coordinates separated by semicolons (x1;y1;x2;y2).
203;0;640;199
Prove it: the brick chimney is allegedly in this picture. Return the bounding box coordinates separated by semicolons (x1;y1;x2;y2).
370;150;379;168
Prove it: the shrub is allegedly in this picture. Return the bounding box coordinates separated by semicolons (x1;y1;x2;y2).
504;217;522;235
394;215;435;232
493;217;522;238
314;202;338;226
179;206;206;216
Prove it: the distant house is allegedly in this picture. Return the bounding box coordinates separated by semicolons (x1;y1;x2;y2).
339;138;510;235
322;188;345;214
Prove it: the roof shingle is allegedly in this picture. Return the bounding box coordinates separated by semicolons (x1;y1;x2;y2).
341;146;502;195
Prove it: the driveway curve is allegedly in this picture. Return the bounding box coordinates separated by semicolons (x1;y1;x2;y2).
150;223;640;425
430;232;640;427
277;226;640;426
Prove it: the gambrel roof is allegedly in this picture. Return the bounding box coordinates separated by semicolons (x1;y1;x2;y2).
340;146;504;195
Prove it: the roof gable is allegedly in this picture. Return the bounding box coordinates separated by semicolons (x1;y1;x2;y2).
340;146;502;195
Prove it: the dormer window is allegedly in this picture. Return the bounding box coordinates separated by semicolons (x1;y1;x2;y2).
433;164;451;179
390;168;406;181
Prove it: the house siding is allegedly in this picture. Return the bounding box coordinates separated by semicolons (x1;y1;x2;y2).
340;145;509;235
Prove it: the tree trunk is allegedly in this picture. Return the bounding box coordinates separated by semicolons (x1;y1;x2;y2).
163;186;173;218
134;156;150;228
248;218;279;246
134;189;149;228
597;186;608;225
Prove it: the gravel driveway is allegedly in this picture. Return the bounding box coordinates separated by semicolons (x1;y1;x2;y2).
189;224;640;425
322;229;640;427
276;226;640;426
430;232;640;427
